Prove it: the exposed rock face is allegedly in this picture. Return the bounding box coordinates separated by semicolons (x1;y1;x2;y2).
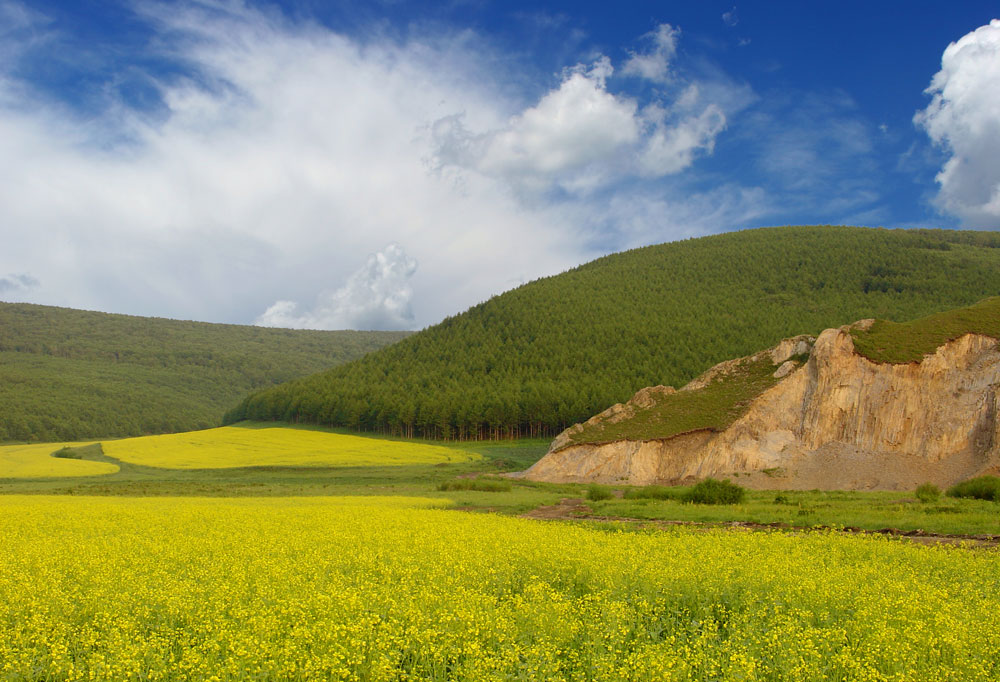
524;327;1000;490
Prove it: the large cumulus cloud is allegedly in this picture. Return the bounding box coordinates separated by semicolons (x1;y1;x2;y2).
0;3;763;329
916;19;1000;227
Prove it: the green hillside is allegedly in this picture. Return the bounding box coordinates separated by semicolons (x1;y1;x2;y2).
226;226;1000;440
0;303;408;442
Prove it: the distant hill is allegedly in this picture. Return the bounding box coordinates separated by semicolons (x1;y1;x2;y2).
0;303;408;442
226;226;1000;440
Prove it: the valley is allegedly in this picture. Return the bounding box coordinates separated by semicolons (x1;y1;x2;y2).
5;225;1000;681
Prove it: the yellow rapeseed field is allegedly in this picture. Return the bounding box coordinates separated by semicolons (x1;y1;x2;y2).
1;495;998;681
0;443;118;478
102;424;478;468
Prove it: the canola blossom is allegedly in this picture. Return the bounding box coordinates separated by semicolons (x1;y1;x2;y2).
0;443;118;478
102;425;478;469
1;495;999;681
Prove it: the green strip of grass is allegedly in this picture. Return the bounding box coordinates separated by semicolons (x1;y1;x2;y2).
851;296;1000;364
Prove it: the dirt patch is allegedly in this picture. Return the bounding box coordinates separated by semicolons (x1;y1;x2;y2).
519;498;592;520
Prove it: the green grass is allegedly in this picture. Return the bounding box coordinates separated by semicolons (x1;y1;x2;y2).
947;475;1000;501
586;483;614;501
585;486;1000;536
569;354;795;445
438;477;512;492
851;296;1000;363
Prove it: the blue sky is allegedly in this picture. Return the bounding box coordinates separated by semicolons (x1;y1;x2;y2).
1;1;998;329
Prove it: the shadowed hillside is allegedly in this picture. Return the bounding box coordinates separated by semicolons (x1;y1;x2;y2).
0;303;408;442
227;226;1000;439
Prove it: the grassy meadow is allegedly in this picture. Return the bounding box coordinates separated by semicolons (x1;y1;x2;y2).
584;486;1000;536
3;494;999;681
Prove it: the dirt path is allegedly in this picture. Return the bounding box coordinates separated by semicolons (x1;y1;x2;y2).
519;497;592;520
517;498;1000;548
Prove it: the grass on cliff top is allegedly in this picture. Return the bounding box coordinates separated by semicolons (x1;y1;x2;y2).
850;296;1000;364
568;354;797;446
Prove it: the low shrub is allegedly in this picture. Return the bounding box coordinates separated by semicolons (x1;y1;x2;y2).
624;485;676;500
683;478;746;505
586;484;614;501
946;476;1000;501
438;478;512;493
915;483;941;503
52;447;83;460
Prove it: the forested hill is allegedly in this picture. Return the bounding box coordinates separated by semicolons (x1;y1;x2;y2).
226;226;1000;440
0;303;408;442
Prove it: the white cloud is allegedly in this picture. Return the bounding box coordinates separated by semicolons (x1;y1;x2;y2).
0;2;594;327
622;24;679;83
432;58;641;193
256;244;417;330
584;183;770;248
477;59;638;180
0;272;39;294
638;95;726;176
434;33;732;193
0;3;761;329
915;19;1000;227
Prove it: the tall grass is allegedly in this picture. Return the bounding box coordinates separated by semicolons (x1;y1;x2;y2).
437;478;511;492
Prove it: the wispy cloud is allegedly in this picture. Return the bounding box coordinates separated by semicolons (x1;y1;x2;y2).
622;24;679;84
724;89;886;222
0;272;39;294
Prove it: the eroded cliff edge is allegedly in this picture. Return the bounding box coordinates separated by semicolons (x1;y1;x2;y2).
522;324;1000;490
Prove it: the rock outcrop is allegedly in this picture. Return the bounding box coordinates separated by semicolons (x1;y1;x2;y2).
522;325;1000;490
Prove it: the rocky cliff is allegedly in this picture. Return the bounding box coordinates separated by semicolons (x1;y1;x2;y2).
522;323;1000;490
